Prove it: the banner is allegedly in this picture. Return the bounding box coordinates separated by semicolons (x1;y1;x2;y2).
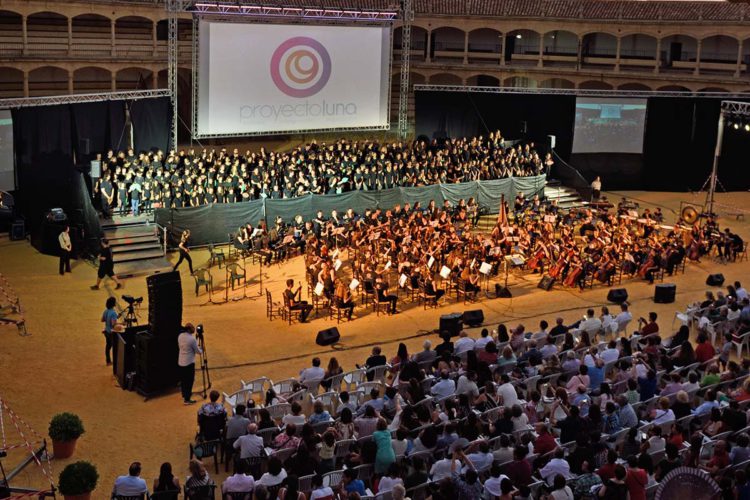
197;21;390;136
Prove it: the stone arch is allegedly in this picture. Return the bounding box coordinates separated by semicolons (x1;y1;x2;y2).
431;26;466;60
582;33;617;59
26;11;68;56
0;67;24;98
505;29;541;64
657;85;691;92
700;35;739;64
538;78;574;89
115;67;154;90
579;80;613;90
72;14;111;56
660;35;698;65
73;66;111;93
465;74;500;86
429;73;463;85
542;30;578;56
619;34;657;60
618;82;651;91
28;65;68;96
504;76;537;89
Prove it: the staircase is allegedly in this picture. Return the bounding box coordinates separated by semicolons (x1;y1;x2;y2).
101;214;172;277
544;182;587;210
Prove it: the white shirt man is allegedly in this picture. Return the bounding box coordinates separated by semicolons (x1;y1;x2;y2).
498;376;519;408
601;313;616;335
456;374;479;398
299;358;325;383
615;306;633;333
431;372;456;400
579;311;602;336
540;342;558;359
465;449;493;472
429;458;461;481
484;472;510;498
454;331;476;356
736;285;748;301
600;345;620;364
233;424;264;459
222;469;255;494
475;330;493;350
540;453;572;485
112;463;149;497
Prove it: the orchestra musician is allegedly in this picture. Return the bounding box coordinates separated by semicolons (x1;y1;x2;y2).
283;278;312;323
334;280;355;320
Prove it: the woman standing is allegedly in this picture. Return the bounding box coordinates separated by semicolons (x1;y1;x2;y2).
173;229;194;274
373;417;396;475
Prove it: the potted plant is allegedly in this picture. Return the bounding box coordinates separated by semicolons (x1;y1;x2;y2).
57;461;98;500
48;412;84;459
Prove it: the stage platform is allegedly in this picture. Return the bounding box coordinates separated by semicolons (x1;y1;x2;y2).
0;190;749;494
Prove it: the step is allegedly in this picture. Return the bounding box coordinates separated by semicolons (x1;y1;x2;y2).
113;248;165;263
111;242;162;254
104;226;158;241
108;235;160;247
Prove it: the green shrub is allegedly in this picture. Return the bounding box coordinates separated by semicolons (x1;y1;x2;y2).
48;413;84;442
58;461;98;495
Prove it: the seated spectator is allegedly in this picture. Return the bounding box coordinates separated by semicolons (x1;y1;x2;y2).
504;446;532;488
309;473;334;500
454;330;476;355
284;444;318;478
278;474;306;500
339;468;366;496
701;440;730;475
273;424;300;450
185;459;215;492
153;462;180;498
566;365;591;393
625;455;648;500
549;474;574;500
354;405;379;437
598;464;628;499
113;461;149;498
222;459;254;495
574;460;602;498
431;370;456;400
540;448;572;485
692;389;719;416
493;345;514;367
694;333;716;364
308;400;333;425
282;402;307;426
257;456;287;487
334;407;357;440
534;422;558;455
226;405;250;441
651;397;676;425
300;357;325;383
234;423;263;459
378;463;404;493
450;450;483;499
654;443;682;481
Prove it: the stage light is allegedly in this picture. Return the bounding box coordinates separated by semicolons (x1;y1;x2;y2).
734;123;740;130
745;124;750;132
516;34;522;39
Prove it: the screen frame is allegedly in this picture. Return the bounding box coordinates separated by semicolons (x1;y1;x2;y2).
571;96;649;155
191;16;394;139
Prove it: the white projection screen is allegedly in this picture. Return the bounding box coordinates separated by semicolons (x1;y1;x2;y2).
572;97;648;154
0;110;14;191
197;21;391;137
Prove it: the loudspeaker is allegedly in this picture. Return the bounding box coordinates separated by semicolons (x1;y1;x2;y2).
496;284;512;298
547;135;556;150
439;313;463;337
706;273;725;286
147;271;182;337
538;276;555;291
462;310;484;327
10;220;25;241
654;283;676;304
134;332;178;396
316;327;340;346
607;288;629;304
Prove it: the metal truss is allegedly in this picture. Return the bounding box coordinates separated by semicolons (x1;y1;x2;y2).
414;85;750;99
0;89;170;109
168;0;179;150
397;0;413;139
194;124;390;140
721;100;750;118
188;2;397;21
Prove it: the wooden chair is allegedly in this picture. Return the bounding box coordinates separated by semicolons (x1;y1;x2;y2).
418;282;438;310
373;293;391;316
226;263;246;290
266;290;283;320
193;268;212;296
281;294;301;325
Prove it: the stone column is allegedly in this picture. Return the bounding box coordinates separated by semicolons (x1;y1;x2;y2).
67;17;73;54
151;70;158;89
152;21;158;56
23;70;29;97
111;71;117;91
654;37;662;74
67;71;74;94
694;38;702;76
576;35;583;70
500;35;505;66
111;19;116;57
21;15;27;56
615;36;621;72
463;31;469;64
425;29;432;63
538;34;544;67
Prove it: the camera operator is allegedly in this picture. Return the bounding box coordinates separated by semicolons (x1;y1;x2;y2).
178;323;202;405
101;296;120;365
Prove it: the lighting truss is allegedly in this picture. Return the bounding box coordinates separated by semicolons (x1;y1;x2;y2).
0;89;171;109
415;85;750;99
189;2;397;21
721;100;750;119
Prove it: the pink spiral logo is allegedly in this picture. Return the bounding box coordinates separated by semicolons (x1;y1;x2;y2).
270;37;332;98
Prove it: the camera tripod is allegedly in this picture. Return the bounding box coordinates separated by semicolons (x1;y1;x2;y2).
120;303;139;328
195;330;212;399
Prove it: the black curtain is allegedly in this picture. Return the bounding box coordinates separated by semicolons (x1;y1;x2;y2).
130;97;171;153
415;91;576;158
415;91;750;191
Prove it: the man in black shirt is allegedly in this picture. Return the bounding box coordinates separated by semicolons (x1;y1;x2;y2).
99;177;114;218
361;346;387;381
556;404;583;444
91;238;122;290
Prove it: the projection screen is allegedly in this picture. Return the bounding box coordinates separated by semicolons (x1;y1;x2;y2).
572;97;648;154
197;21;391;137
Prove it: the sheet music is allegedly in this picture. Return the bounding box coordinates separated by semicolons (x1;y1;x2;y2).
480;262;492;275
334;259;342;271
399;274;408;288
384;261;392;271
314;282;325;296
427;256;435;269
251;228;263;238
349;279;359;290
440;265;451;279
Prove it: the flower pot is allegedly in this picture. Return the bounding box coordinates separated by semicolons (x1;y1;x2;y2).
52;439;77;459
63;493;91;500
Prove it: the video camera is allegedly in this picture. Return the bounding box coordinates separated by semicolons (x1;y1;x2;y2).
122;295;143;305
196;323;204;338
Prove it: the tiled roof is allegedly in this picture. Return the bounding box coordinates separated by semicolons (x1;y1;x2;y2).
411;0;749;22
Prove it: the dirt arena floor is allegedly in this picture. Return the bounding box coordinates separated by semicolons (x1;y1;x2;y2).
0;190;748;495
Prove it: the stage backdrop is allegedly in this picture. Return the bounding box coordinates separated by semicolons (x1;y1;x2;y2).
196;21;391;137
155;176;545;247
415;91;750;192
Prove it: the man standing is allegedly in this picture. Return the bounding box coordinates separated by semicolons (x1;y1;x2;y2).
112;462;149;498
91;238;122;290
99;175;114;219
101;296;119;366
178;323;202;405
58;225;72;275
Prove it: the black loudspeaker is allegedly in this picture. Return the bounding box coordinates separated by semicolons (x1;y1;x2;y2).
706;274;725;286
147;271;182;337
134;332;178;396
538;276;555;291
654;284;676;304
10;220;25;240
316;327;340;346
495;284;512;298
462;310;484;327
113;325;147;387
607;288;629;304
439;313;463;337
